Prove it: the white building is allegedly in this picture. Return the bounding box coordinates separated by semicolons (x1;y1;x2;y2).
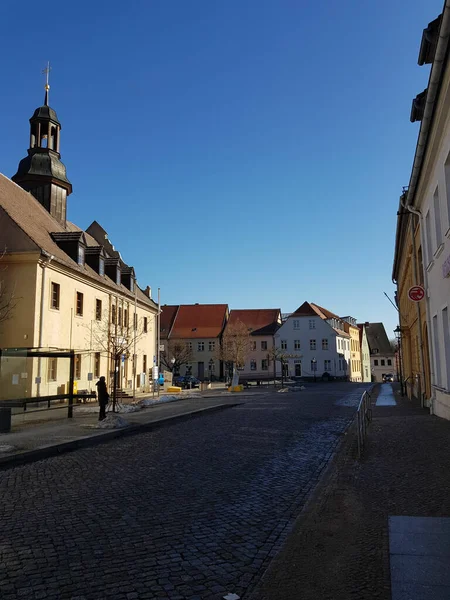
274;302;350;380
400;4;450;418
365;323;395;383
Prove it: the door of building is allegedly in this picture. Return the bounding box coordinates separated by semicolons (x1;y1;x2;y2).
295;362;302;377
198;362;204;380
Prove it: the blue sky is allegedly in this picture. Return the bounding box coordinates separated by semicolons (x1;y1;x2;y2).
2;0;443;339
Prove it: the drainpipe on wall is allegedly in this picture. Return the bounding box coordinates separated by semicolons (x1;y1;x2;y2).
401;198;435;413
37;251;54;397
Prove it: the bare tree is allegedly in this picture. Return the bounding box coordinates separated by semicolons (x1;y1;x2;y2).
160;339;193;379
88;299;147;411
0;249;17;328
267;346;301;387
217;319;252;386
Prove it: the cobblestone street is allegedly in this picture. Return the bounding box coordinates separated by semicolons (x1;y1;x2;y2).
0;383;369;600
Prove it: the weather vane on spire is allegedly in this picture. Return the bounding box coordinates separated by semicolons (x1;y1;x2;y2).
42;61;51;105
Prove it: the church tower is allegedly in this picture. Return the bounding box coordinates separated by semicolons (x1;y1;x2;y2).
12;65;72;226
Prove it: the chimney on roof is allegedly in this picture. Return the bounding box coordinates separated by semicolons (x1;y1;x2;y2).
143;285;152;298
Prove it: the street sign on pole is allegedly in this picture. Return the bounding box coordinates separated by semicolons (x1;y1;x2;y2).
408;285;425;302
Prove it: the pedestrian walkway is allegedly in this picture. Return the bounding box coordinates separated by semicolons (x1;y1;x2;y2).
376;382;397;406
248;384;450;600
389;516;450;599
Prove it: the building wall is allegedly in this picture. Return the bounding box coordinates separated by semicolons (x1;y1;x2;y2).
239;335;274;380
275;315;349;379
348;325;362;382
411;49;450;419
396;216;431;402
0;258;157;397
175;338;222;380
370;354;395;382
360;327;371;383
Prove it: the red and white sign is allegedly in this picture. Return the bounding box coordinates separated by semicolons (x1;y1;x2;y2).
408;285;425;302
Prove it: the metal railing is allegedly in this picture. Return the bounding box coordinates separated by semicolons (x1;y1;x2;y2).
356;390;372;458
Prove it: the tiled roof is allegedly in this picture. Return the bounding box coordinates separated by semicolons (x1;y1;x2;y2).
227;309;281;336
311;303;340;320
170;304;229;339
333;328;350;339
365;322;394;356
293;301;325;318
160;305;179;338
0;173;156;309
292;301;350;337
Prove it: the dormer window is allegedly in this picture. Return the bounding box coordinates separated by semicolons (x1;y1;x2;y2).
99;257;105;276
120;265;136;291
77;244;85;266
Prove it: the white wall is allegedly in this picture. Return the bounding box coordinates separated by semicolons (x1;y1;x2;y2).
414;64;450;418
370;354;395;383
275;315;349;378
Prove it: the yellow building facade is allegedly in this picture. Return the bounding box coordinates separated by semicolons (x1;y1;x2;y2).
393;210;431;404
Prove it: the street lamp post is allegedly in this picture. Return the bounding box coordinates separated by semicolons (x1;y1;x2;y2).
312;358;317;383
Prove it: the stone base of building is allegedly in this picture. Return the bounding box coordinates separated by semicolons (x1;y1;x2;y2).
433;390;450;421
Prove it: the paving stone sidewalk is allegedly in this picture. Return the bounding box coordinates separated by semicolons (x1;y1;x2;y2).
248;384;450;600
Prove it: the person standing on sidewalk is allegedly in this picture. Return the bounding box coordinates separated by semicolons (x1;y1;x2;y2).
96;376;109;421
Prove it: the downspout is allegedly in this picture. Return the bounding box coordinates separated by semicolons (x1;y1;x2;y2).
37;252;54;396
401;198;435;412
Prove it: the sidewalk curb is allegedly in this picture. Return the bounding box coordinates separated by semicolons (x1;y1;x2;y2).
0;402;240;471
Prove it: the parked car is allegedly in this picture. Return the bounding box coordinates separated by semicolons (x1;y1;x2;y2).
383;373;394;383
174;375;200;389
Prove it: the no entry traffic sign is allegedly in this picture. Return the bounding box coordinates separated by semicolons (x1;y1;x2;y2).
408;285;425;302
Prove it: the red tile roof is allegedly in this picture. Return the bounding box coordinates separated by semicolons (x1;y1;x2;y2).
170;304;229;339
227;309;281;336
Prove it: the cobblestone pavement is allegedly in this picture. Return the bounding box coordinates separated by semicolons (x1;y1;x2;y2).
0;383;369;600
249;384;450;600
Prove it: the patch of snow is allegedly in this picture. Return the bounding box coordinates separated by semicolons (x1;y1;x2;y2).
139;395;182;408
278;388;289;393
117;404;141;413
77;403;141;414
0;444;17;453
95;414;129;429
